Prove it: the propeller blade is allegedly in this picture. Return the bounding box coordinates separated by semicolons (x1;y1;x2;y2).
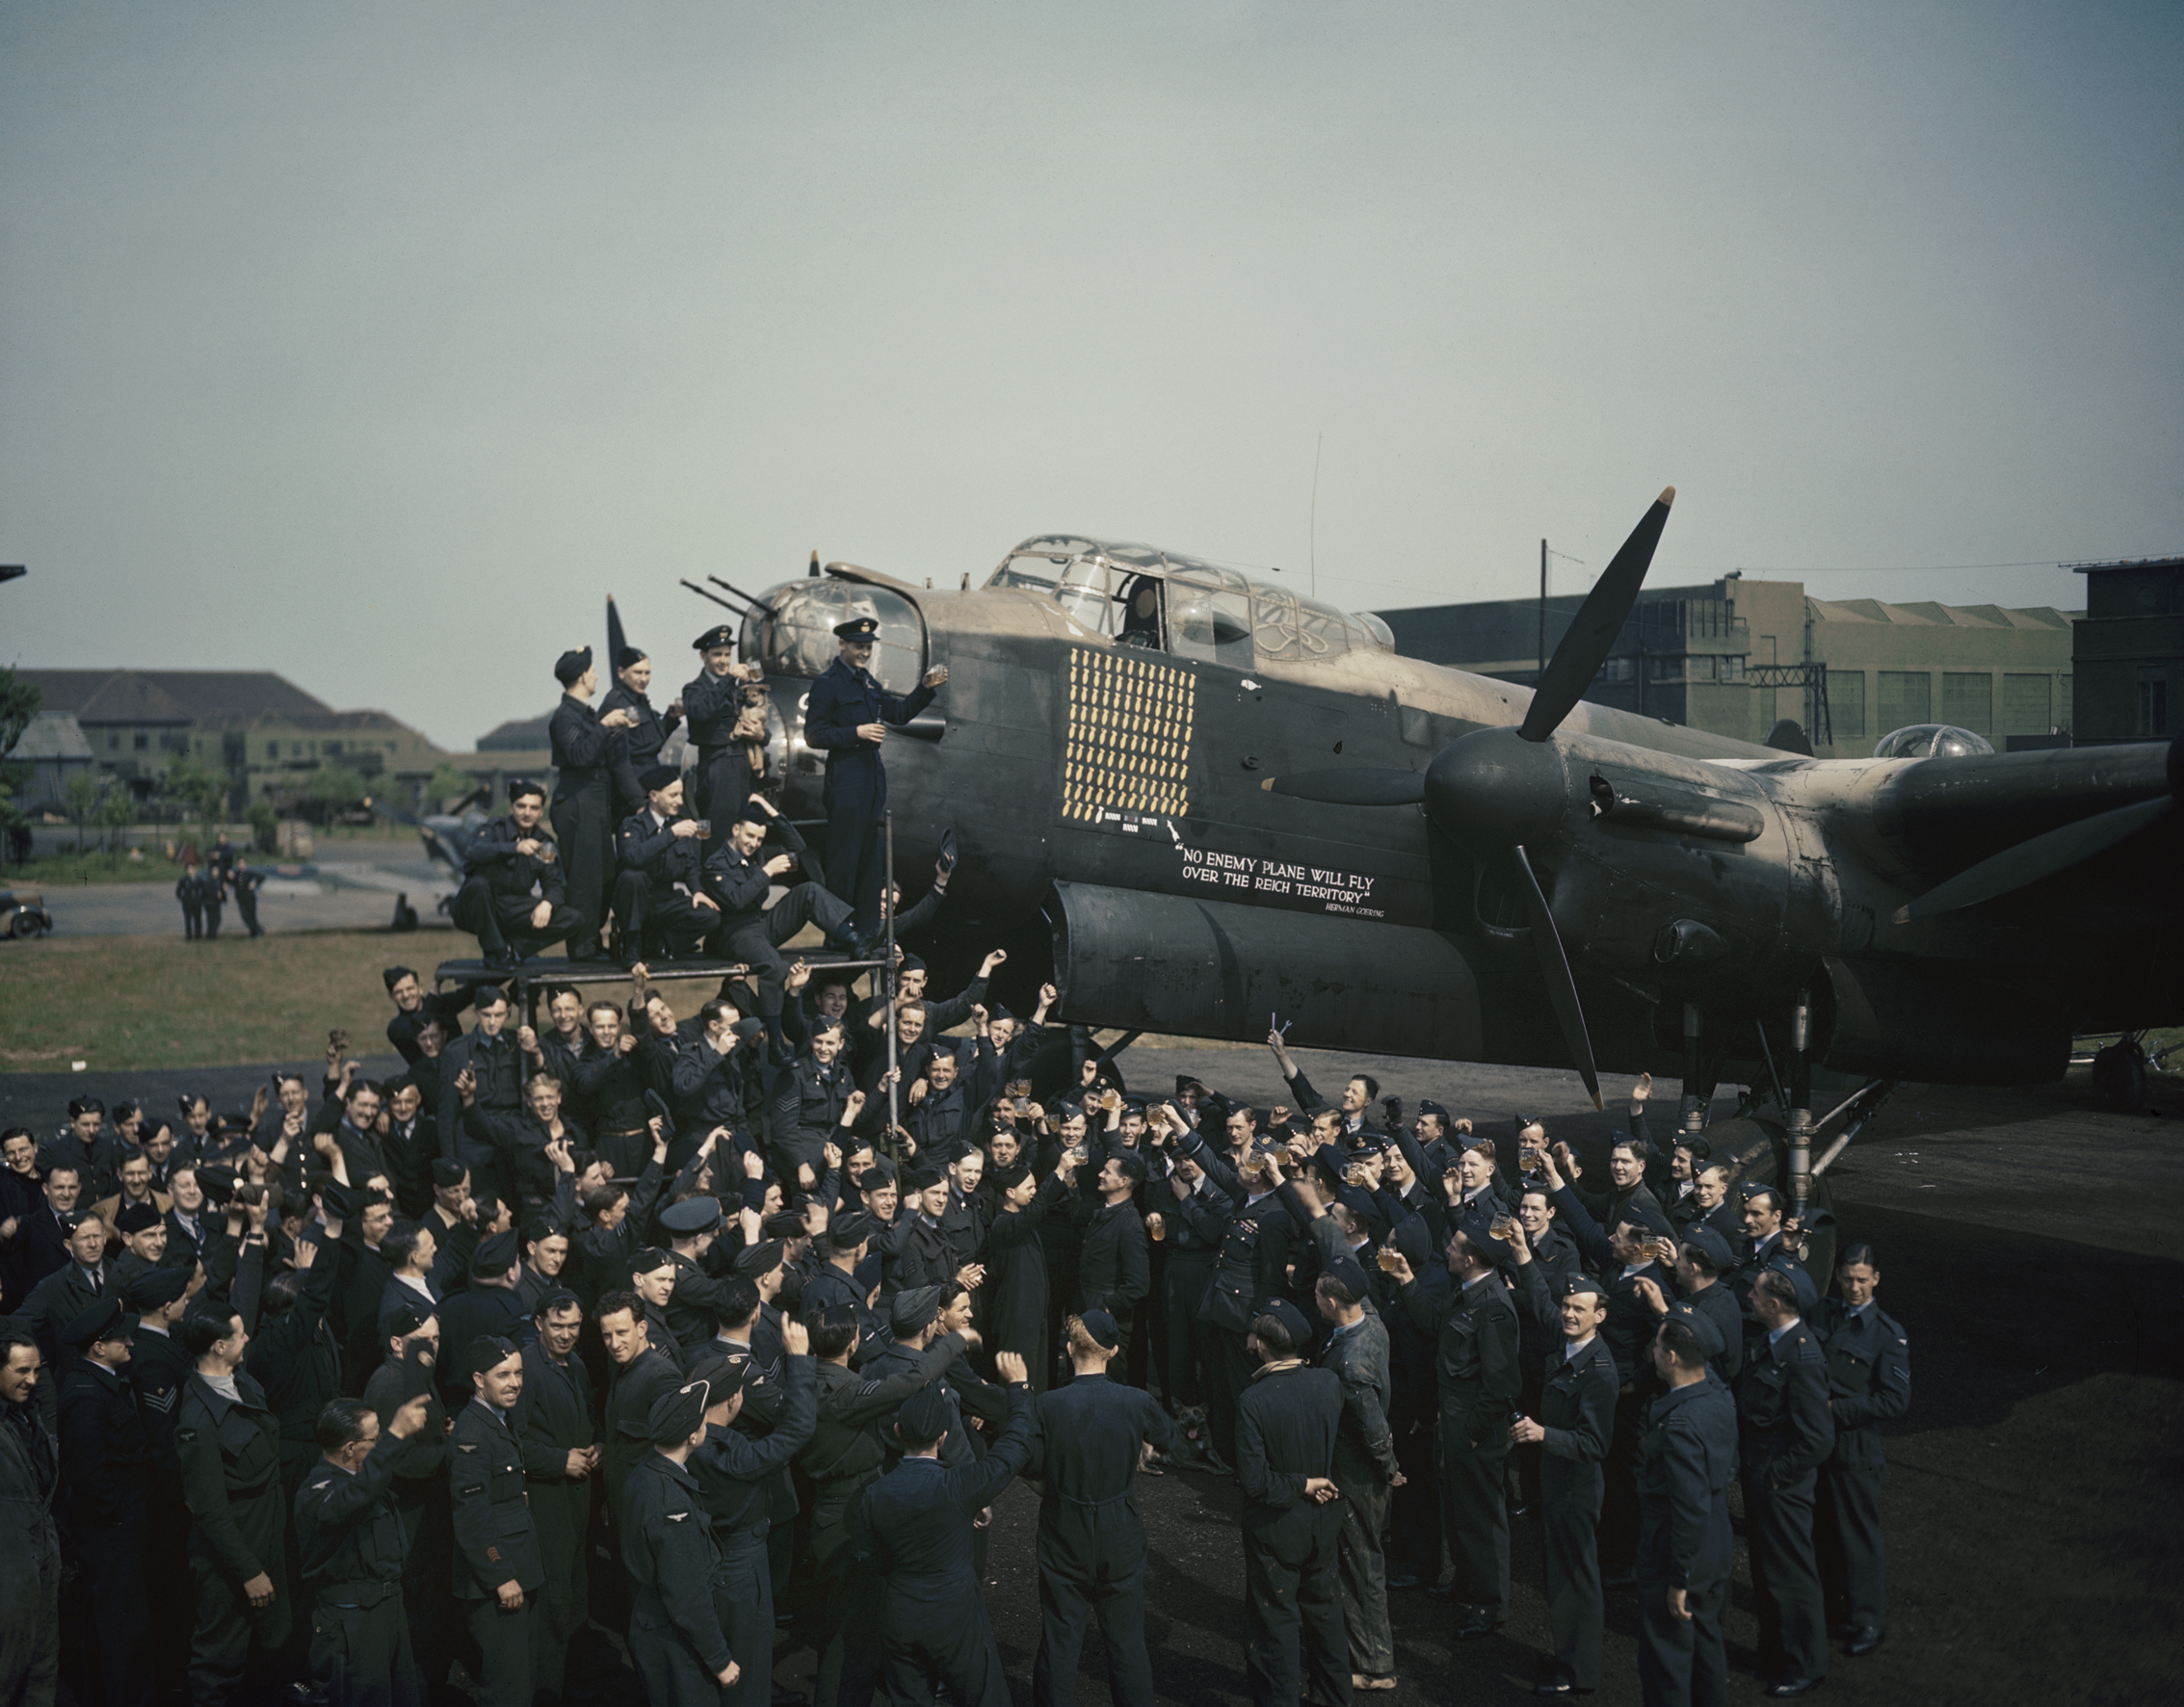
607;596;628;670
1261;769;1427;806
1894;795;2171;923
1512;845;1603;1109
1520;486;1676;743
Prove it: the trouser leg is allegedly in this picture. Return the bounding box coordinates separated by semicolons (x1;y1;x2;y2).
1746;1463;1827;1681
1820;1458;1886;1631
1389;1417;1441;1581
453;877;507;957
1242;1536;1303;1707
1032;1562;1093;1707
1336;1476;1393;1677
726;922;790;1018
1542;1468;1605;1689
1441;1422;1511;1619
765;880;855;952
464;1595;537;1707
204;902;222;938
713;1526;774;1707
147;1498;194;1701
609;871;649;958
531;1484;587;1701
1092;1565;1154;1707
1599;1387;1646;1574
69;1522;152;1706
1297;1513;1353;1707
1208;1329;1252;1463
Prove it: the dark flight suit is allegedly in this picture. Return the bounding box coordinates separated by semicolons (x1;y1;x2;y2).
850;1382;1038;1707
548;691;617;956
1815;1299;1910;1641
1737;1320;1835;1687
682;664;759;833
177;1368;292;1705
599;678;681;818
1636;1378;1739;1707
454;813;581;965
802;652;936;940
57;1356;153;1707
511;1340;596;1703
613;808;722;960
1072;1198;1151;1375
1536;1334;1619;1692
0;1397;62;1707
131;1323;197;1702
202;869;226;938
1028;1372;1179;1707
1403;1266;1521;1623
448;1398;545;1707
703;815;854;1021
1158;1176;1224;1415
1319;1312;1399;1682
294;1430;422;1707
1373;1215;1442;1588
798;1336;966;1707
178;872;204;938
1235;1360;1349;1707
622;1448;734;1703
233;866;266;935
688;1354;818;1707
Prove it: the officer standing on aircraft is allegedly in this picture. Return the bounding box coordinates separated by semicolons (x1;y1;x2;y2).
803;614;948;948
599;645;684;818
682;624;762;828
549;647;637;962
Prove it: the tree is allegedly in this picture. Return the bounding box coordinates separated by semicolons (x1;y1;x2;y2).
426;761;473;811
245;797;279;854
163;755;228;845
62;771;104;853
96;782;136;857
306;764;369;825
0;669;40;869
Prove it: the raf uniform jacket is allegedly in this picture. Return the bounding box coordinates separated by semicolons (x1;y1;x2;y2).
1074;1197;1150;1318
129;1324;194;1509
701;815;814;931
604;1344;686;1518
1402;1267;1522;1442
1637;1377;1739;1591
1197;1183;1298;1334
57;1356;152;1530
448;1399;544;1598
616;809;709;906
294;1430;410;1604
1735;1319;1835;1485
1235;1360;1346;1532
802;656;935;809
511;1341;596;1488
1538;1333;1619;1493
548;694;613;801
1816;1299;1910;1470
622;1450;733;1677
460;815;569;914
177;1368;286;1589
599;681;681;814
851;1384;1038;1614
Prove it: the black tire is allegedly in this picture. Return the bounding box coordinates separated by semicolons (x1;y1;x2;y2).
11;910;46;940
2091;1042;2147;1112
1697;1113;1837;1279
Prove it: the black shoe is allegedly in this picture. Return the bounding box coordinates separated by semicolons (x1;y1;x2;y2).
1385;1570;1425;1591
771;1687;806;1706
1453;1613;1504;1641
1767;1680;1825;1699
1507;1496;1532;1517
1534;1679;1592;1697
1845;1626;1884;1657
483;948;518;971
1425;1582;1461;1603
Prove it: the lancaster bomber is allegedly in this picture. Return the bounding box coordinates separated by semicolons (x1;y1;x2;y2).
688;493;2178;1225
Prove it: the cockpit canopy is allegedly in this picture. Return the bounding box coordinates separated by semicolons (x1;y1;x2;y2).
987;536;1394;670
1872;723;1995;759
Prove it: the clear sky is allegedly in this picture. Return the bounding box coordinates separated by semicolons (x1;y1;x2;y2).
4;2;2178;748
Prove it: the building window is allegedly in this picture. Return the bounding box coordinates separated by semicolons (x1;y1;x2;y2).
2141;668;2171;737
266;743;280;761
106;732;118;751
1878;671;1931;731
1829;671;1867;741
133;731;148;751
1720;655;1746;682
1649;655;1684;681
1941;671;1992;734
1688;655;1717;682
1598;656;1636;684
2001;673;2051;735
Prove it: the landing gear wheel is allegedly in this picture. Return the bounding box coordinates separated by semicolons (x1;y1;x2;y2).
2091;1041;2147;1112
1697;1114;1838;1279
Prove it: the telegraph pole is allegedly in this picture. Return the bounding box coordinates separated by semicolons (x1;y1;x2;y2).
1539;539;1549;682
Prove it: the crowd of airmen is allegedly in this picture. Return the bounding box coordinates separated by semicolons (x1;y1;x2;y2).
1;999;1908;1707
0;623;1910;1707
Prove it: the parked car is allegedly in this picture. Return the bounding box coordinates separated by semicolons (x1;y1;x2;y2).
1;886;53;939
